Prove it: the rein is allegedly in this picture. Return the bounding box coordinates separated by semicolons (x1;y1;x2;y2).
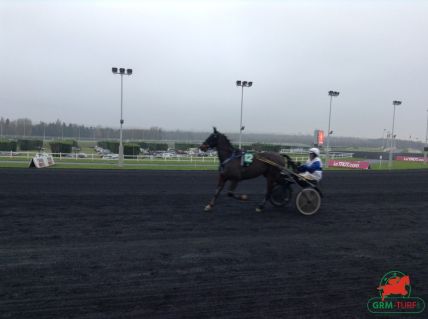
254;155;285;170
220;150;242;167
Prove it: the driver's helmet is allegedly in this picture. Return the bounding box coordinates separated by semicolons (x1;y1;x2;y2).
309;147;320;157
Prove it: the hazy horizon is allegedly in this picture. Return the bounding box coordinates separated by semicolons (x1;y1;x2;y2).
1;0;427;141
2;116;427;149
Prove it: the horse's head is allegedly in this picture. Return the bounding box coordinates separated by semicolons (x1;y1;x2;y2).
401;275;410;286
200;127;220;151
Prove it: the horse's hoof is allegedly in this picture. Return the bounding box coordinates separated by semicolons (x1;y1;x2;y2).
255;207;263;213
240;194;248;201
204;205;213;212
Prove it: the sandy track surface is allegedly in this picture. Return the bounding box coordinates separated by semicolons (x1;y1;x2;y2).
1;169;427;318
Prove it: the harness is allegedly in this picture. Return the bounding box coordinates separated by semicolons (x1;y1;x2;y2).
219;150;242;171
219;150;255;171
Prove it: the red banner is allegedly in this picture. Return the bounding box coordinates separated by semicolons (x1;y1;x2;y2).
313;129;325;146
317;130;325;146
395;156;427;162
328;160;370;169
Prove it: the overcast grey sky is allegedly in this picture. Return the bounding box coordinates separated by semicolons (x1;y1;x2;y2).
1;0;427;140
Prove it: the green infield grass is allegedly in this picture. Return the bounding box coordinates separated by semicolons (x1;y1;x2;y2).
0;156;426;171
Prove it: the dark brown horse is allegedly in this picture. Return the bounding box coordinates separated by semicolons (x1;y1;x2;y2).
200;128;295;212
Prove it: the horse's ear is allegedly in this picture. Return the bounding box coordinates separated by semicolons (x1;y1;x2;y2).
213;127;218;134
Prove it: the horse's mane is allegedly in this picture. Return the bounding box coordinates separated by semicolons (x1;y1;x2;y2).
218;132;235;150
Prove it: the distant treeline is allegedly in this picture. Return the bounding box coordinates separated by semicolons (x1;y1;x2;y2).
0;118;163;140
0;117;425;150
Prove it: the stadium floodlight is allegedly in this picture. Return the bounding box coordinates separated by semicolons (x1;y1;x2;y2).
236;80;254;149
325;90;340;167
112;66;133;167
388;100;402;169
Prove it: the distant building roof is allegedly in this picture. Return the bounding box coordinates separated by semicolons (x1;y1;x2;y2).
279;143;312;148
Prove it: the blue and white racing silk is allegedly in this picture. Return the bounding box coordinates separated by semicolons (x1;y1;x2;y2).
297;157;323;181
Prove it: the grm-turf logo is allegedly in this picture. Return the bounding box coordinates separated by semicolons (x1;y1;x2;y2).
367;270;425;314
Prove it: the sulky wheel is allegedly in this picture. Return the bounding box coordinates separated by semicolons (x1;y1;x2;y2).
270;184;292;207
295;188;321;215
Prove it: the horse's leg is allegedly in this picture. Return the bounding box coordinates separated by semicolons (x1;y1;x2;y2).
227;180;248;201
256;174;275;212
205;174;227;211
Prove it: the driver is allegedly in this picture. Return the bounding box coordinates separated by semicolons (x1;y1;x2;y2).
297;147;323;181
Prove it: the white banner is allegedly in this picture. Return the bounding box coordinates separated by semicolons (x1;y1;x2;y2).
395;156;427;163
328;160;370;169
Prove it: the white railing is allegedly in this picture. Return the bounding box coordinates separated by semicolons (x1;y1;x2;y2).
0;151;220;163
329;152;354;159
0;151;353;164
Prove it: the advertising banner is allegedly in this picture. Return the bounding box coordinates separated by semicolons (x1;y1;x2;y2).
395;156;427;162
29;153;56;168
328;160;370;169
313;129;325;146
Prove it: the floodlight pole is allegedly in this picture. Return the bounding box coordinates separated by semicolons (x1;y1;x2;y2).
112;67;132;167
325;90;339;167
236;80;253;149
382;128;387;150
240;85;244;149
388;100;402;169
120;73;124;165
424;108;428;165
425;108;428;146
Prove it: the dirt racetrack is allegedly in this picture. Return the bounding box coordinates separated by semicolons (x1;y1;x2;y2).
1;168;427;318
